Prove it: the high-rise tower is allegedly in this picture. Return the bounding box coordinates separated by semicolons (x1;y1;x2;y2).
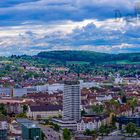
63;81;81;122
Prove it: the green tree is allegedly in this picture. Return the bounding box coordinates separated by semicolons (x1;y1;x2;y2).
107;99;120;113
92;105;104;115
53;123;60;132
41;132;45;140
23;105;28;113
111;115;116;126
127;98;138;113
91;130;98;138
136;129;140;137
0;104;7;116
81;109;87;116
84;129;92;136
16;113;27;118
84;129;98;137
125;122;136;136
122;95;127;103
5;65;11;71
63;128;71;140
99;125;110;136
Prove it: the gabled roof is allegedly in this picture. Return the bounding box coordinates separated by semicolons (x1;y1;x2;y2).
29;105;62;112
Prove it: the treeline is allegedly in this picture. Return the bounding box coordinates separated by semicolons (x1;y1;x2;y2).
37;51;140;64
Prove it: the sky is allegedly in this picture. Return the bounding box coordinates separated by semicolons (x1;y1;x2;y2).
0;0;140;56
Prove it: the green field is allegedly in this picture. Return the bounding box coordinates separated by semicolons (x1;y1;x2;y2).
104;60;140;64
66;61;90;65
66;60;140;65
0;60;12;64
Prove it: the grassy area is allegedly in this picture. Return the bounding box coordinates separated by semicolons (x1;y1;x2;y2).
0;60;12;64
67;60;140;65
104;60;140;64
66;61;90;65
116;60;140;64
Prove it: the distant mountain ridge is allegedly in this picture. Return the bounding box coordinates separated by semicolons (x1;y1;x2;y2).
37;51;140;64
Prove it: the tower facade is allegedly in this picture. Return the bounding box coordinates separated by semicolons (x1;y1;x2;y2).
63;81;81;122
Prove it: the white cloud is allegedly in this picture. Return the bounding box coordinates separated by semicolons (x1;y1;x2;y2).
0;0;139;55
0;17;139;55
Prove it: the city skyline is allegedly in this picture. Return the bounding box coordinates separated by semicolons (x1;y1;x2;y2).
0;0;140;56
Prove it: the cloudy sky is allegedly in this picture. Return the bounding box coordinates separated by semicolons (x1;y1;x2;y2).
0;0;140;55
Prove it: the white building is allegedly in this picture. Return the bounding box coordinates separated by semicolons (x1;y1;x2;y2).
24;87;37;94
96;95;112;102
114;77;123;84
35;85;48;92
48;83;64;94
27;105;62;120
79;80;98;89
13;88;27;97
0;88;12;97
77;120;97;132
77;116;110;132
24;83;63;94
9;120;22;135
0;121;8;130
52;118;77;130
23;81;99;94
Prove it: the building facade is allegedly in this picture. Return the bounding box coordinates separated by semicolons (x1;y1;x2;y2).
27;105;62;120
63;81;81;122
17;119;41;140
0;121;8;140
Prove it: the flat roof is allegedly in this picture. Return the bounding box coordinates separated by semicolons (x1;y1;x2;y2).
17;119;32;123
22;123;39;129
64;81;80;85
17;119;39;129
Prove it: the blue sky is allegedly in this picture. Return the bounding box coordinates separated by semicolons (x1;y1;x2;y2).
0;0;139;55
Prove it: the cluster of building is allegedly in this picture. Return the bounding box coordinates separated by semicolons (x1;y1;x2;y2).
0;80;98;97
0;118;42;140
0;64;139;140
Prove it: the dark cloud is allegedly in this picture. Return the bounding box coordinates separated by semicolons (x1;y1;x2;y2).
0;0;39;7
0;0;135;26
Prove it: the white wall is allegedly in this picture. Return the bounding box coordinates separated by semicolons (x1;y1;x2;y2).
13;88;27;97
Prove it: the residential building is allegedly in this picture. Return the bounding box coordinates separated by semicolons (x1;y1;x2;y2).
77;114;110;132
96;95;112;102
